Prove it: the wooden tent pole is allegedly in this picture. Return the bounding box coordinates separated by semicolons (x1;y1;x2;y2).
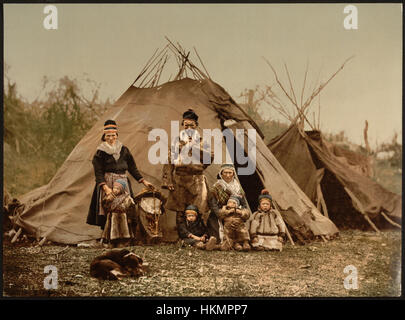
364;215;381;234
38;237;48;247
11;227;22;243
317;184;329;218
380;212;401;229
193;47;211;79
344;187;381;234
272;202;295;246
284;225;295;246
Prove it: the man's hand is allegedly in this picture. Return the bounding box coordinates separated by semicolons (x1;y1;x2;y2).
167;184;175;191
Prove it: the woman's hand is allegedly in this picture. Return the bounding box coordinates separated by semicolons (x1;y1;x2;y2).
103;185;114;197
142;180;154;190
167;184;175;191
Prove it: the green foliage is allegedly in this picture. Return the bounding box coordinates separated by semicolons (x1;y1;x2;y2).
372;161;402;195
376;133;402;169
3;74;111;197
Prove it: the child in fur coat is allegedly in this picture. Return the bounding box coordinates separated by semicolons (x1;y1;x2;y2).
249;190;286;251
219;196;251;251
101;179;136;248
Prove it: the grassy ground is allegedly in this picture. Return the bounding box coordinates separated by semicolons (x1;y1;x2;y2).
2;230;401;298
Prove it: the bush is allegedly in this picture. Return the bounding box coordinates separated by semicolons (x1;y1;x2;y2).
3;74;111;197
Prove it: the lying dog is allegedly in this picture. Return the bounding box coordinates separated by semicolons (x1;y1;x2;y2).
90;249;145;280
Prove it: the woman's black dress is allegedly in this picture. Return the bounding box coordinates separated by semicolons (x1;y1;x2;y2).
86;146;143;229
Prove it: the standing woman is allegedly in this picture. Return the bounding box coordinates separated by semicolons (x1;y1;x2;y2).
87;120;154;246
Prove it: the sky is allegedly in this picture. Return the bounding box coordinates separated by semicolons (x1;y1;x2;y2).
3;3;402;147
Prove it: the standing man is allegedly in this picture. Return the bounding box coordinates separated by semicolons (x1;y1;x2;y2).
162;109;213;235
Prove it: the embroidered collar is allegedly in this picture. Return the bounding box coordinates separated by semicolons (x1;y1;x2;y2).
97;140;123;161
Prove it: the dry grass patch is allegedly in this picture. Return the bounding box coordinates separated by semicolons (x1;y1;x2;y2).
2;230;401;297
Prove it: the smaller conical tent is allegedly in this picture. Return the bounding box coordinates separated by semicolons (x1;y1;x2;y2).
260;56;401;231
12;41;339;244
268;122;401;230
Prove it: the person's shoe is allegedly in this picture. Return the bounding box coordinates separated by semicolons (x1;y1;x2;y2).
220;241;232;251
194;241;205;250
234;243;243;251
178;239;185;248
103;242;113;249
205;236;217;251
116;240;129;248
242;241;251;251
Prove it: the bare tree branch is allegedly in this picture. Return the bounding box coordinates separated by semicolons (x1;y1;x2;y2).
263;57;314;129
302;56;354;114
263;57;298;108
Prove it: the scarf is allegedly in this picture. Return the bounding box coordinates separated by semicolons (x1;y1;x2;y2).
97;140;123;161
215;167;243;197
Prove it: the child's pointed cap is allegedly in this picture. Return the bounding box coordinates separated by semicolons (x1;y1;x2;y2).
258;189;272;202
114;179;127;191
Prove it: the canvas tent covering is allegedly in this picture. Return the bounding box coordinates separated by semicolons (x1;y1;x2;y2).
12;42;339;244
268;124;402;230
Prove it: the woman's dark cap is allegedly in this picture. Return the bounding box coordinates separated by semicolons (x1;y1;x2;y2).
101;119;118;141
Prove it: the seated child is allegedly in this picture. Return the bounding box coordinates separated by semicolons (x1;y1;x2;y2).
101;179;136;248
249;190;286;251
177;205;218;251
219;196;251;251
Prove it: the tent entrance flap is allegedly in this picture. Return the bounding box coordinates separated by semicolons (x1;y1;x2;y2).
236;166;264;212
223;124;264;211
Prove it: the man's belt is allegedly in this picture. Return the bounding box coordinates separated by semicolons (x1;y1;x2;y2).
174;167;204;176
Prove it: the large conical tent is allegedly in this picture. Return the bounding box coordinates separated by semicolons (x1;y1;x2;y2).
13;40;338;244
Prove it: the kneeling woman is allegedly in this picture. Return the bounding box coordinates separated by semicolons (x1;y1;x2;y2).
87;120;153;246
